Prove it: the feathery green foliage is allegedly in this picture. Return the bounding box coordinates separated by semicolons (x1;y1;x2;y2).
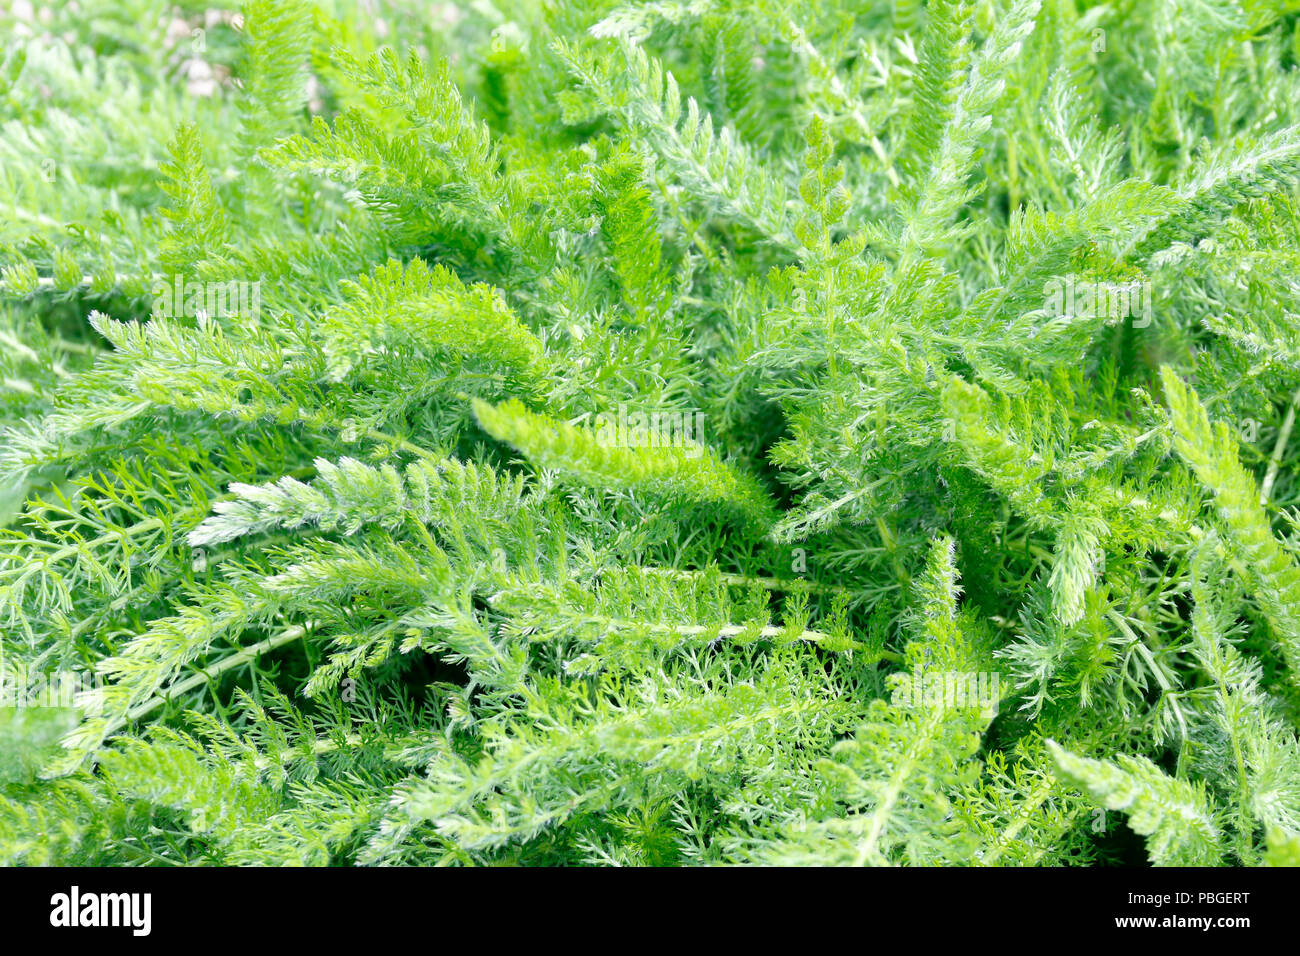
3;0;1300;868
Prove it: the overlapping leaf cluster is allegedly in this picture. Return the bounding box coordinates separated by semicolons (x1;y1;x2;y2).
2;0;1300;866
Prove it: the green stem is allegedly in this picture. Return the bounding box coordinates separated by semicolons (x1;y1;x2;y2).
125;623;311;724
1259;384;1300;505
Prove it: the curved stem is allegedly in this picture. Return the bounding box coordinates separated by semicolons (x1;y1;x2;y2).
1259;384;1300;505
125;623;311;724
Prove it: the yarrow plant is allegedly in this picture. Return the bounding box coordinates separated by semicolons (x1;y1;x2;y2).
1;0;1300;868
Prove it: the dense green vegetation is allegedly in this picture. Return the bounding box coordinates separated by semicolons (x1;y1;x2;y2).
3;0;1300;866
